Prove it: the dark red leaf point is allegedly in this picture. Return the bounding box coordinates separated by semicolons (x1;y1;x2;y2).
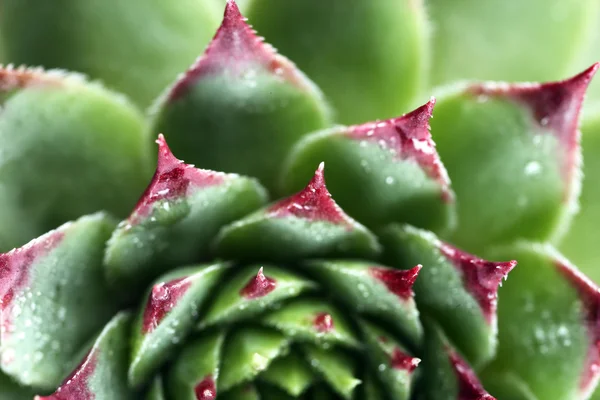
313;312;334;333
469;64;599;197
369;264;422;301
0;230;65;342
142;276;194;334
439;243;516;324
268;163;354;226
195;375;217;400
556;258;600;394
130;134;225;225
240;267;277;299
346;98;453;202
35;351;97;400
448;349;496;400
390;348;420;373
169;0;309;101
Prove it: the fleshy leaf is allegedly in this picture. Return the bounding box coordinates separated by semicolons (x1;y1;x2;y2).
258;352;314;397
0;0;221;107
150;0;331;193
167;332;224;400
428;0;598;86
245;0;428;124
214;164;380;261
380;224;516;366
0;213;119;390
301;345;361;400
219;327;289;390
146;377;166;400
0;66;150;251
261;298;360;349
129;263;228;388
560;112;600;281
104;135;266;302
481;243;600;400
200;265;315;327
282;99;456;234
361;321;420;400
418;319;496;400
431;65;599;252
35;312;135;400
220;384;260;400
304;260;422;349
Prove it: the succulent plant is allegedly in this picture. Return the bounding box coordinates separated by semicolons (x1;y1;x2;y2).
0;0;599;399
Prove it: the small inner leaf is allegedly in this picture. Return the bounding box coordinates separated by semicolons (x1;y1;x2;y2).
301;344;361;399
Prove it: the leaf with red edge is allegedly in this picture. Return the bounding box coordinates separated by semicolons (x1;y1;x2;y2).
283;99;456;234
35;312;134;400
431;65;599;252
150;0;331;194
104;134;267;303
481;243;600;400
419;318;496;400
380;224;516;367
214;164;380;261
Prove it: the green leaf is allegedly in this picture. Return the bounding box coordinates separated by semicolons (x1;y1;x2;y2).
0;372;35;400
417;318;495;400
431;66;598;252
481;243;599;400
105;135;266;301
0;213;120;390
559;113;600;282
361;321;419;400
303;260;423;349
0;0;221;107
36;312;136;400
0;67;150;251
146;377;166;400
428;0;598;86
282;100;455;234
215;164;380;262
219;327;289;391
301;344;361;399
167;332;224;400
246;0;428;124
380;224;516;366
262;298;361;349
150;1;331;194
259;352;314;397
200;265;315;328
128;263;228;388
220;384;260;400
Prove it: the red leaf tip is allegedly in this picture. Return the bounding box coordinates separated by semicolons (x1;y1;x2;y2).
556;258;600;395
347;98;453;202
391;348;421;373
369;264;422;301
470;64;599;195
240;267;277;299
439;243;516;324
141;277;193;334
168;0;308;101
268;164;355;226
448;349;496;400
129;135;225;224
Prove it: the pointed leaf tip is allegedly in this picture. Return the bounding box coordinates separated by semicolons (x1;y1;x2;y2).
556;258;600;394
470;64;599;191
130;135;225;224
448;349;496;400
439;243;517;324
369;264;422;300
240;267;277;299
168;0;307;101
195;375;217;400
347;98;452;202
141;276;194;334
268;164;353;225
391;348;421;373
